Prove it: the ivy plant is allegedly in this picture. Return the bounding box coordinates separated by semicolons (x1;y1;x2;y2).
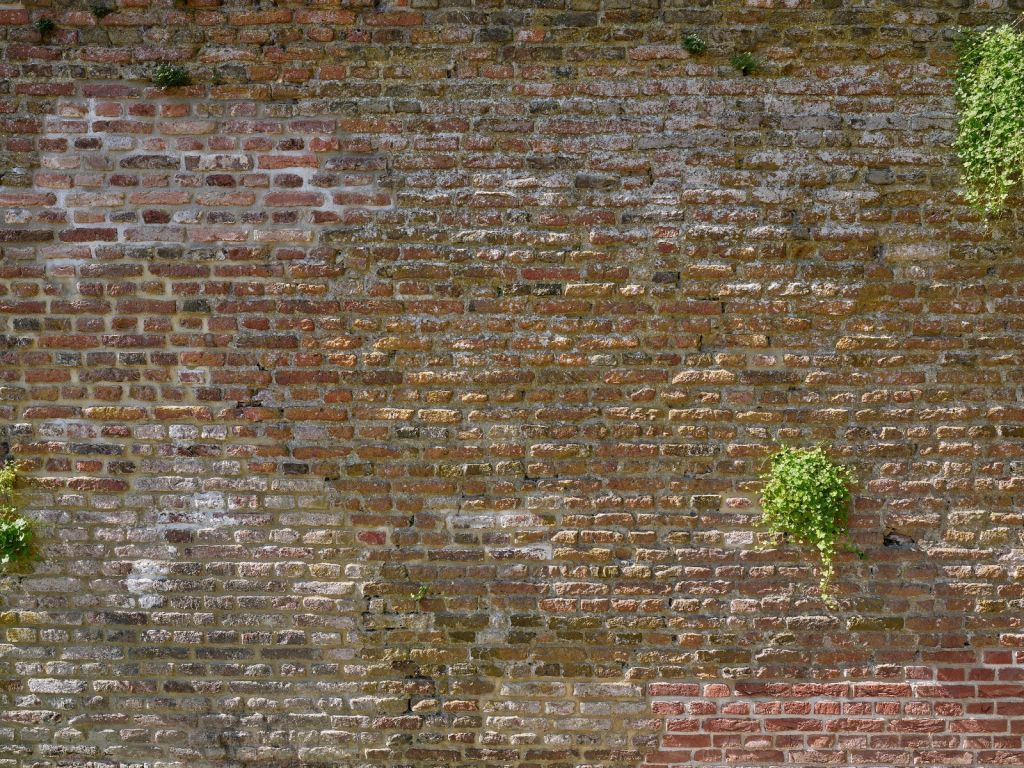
953;24;1024;215
409;584;428;602
33;17;56;36
0;461;35;571
151;64;191;89
758;446;855;606
730;51;759;75
683;33;707;56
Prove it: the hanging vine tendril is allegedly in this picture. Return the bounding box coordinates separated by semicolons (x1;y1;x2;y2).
759;446;856;607
0;461;35;571
953;23;1024;216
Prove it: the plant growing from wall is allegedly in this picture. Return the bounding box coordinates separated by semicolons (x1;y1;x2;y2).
90;3;114;18
953;24;1024;216
730;51;759;75
33;17;55;36
683;33;707;55
151;63;191;89
0;461;35;571
409;584;428;602
758;446;855;607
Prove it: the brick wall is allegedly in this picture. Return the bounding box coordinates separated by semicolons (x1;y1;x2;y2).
2;1;1024;766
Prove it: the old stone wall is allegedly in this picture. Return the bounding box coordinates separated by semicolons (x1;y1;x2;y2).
2;0;1023;766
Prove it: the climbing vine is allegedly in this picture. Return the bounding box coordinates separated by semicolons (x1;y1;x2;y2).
759;446;855;607
730;51;759;76
151;63;191;89
953;24;1024;215
0;461;35;571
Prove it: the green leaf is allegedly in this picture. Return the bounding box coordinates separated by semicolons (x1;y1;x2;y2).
0;461;38;570
758;445;856;606
954;25;1024;215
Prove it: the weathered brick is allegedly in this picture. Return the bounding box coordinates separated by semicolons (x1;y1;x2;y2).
0;4;1020;767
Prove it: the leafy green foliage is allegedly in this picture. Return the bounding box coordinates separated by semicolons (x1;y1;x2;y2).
730;51;759;75
151;64;191;89
90;3;114;18
33;17;55;35
409;584;428;602
953;25;1024;215
759;446;855;606
683;33;707;55
0;461;35;570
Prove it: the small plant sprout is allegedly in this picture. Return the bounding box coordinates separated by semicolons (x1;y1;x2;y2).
683;33;707;55
409;584;428;602
758;445;856;607
33;17;56;36
90;3;114;18
0;461;36;571
730;51;759;75
151;63;191;89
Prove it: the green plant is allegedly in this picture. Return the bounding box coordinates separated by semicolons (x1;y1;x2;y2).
33;17;55;35
90;3;114;18
409;584;428;602
151;63;191;89
0;461;35;570
683;33;707;55
730;51;759;75
758;446;855;606
953;24;1024;216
